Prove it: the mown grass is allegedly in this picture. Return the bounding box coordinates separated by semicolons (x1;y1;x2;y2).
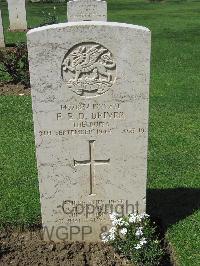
0;97;40;226
0;0;200;265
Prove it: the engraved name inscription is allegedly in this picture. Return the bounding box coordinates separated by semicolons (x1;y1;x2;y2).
38;102;145;137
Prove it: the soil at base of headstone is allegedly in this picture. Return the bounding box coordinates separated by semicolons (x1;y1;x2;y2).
0;84;31;96
0;229;132;266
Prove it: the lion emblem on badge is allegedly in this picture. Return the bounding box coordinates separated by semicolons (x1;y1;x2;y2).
61;42;116;97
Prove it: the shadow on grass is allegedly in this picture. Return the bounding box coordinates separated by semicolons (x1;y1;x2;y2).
147;188;200;230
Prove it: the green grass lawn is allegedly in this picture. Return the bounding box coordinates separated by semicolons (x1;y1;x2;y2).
0;0;200;265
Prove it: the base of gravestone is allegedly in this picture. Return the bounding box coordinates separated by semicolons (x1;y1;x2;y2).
0;228;132;265
8;28;29;33
0;84;30;96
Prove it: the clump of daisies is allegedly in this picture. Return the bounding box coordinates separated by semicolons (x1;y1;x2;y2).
101;212;164;266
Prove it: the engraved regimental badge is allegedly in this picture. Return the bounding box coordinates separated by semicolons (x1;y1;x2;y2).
61;42;116;97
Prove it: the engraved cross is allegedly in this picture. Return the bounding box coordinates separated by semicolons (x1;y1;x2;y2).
74;140;110;195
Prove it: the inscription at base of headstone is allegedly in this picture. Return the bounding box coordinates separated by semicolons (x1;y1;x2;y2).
7;0;27;31
0;10;5;47
28;0;151;242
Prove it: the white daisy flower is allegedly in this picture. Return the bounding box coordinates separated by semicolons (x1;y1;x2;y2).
135;227;143;237
129;213;137;223
109;232;115;241
139;212;150;220
109;227;116;234
134;243;142;250
109;212;118;221
101;232;109;243
120;228;128;235
140;237;147;246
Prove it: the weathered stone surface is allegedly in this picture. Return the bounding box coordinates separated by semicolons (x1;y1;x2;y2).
27;21;151;242
7;0;27;31
67;0;107;22
0;10;5;47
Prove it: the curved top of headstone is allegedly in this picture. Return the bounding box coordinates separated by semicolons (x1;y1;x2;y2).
67;0;107;22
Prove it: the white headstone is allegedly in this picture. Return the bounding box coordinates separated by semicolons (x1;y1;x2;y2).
27;0;151;242
7;0;27;31
67;0;107;22
0;10;5;47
